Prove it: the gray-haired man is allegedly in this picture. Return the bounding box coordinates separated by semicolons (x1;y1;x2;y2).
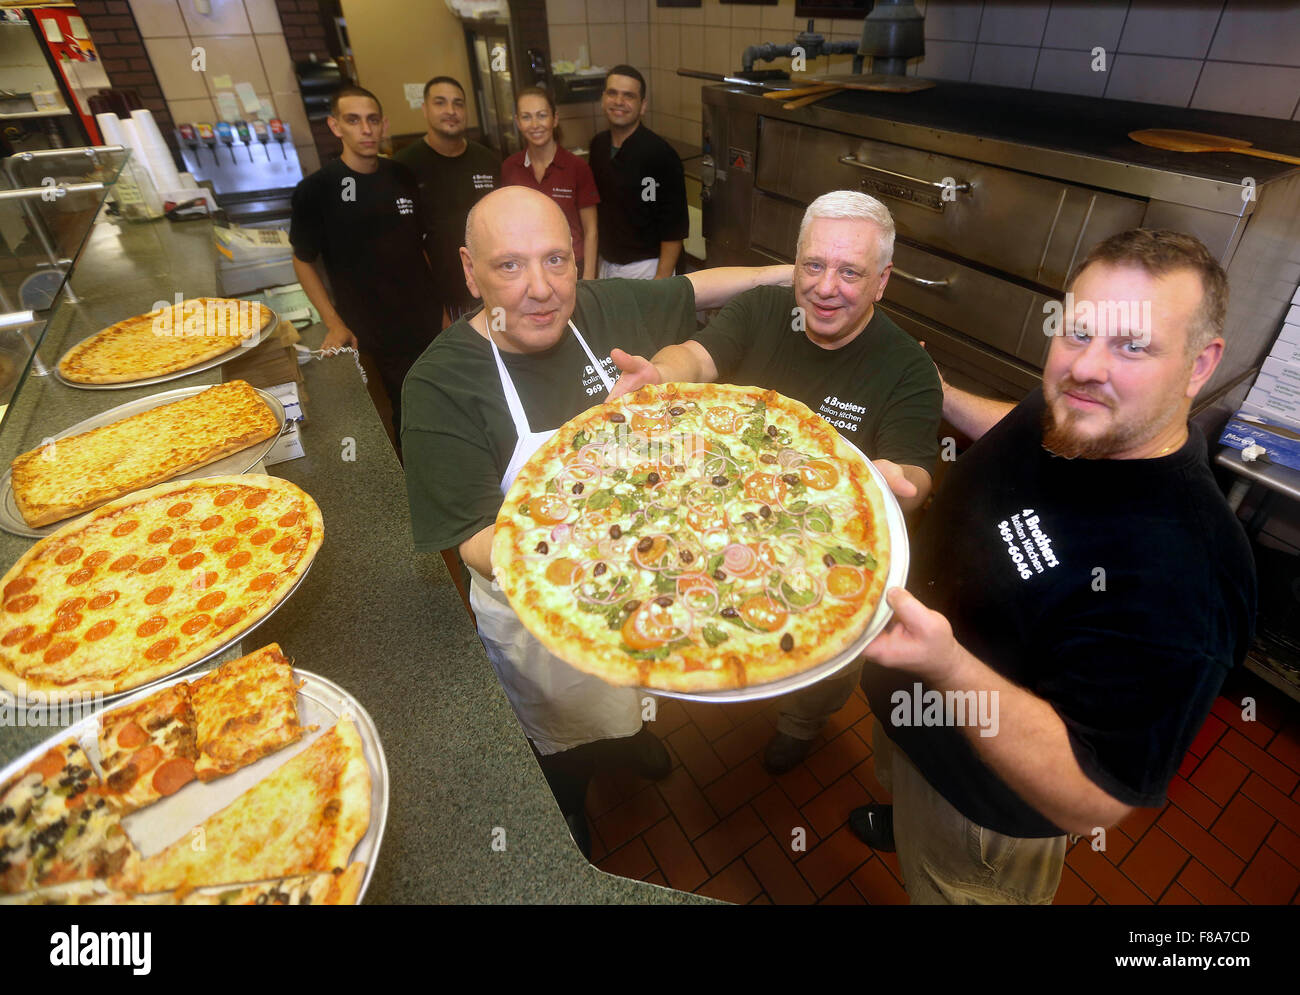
609;191;942;771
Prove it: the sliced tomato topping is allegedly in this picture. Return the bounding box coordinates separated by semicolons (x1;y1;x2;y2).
825;564;866;599
621;601;678;650
739;595;787;632
544;557;580;586
798;459;840;490
528;494;571;526
704;406;739;434
742;472;788;506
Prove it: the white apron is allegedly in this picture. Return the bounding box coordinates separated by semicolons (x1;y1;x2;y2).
467;320;642;755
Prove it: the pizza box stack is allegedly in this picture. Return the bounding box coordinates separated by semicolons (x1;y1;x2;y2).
1221;287;1300;472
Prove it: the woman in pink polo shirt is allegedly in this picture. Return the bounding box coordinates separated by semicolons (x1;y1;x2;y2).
502;87;600;280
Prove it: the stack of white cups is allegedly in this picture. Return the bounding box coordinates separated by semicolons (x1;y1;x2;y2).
93;110;163;215
129;108;183;194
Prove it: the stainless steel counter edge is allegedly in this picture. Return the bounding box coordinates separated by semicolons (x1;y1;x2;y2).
0;215;714;905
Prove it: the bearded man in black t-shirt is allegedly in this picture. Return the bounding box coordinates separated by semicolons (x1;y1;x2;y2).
290;85;442;449
851;229;1255;904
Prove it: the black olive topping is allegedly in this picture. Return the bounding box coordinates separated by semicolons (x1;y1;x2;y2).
609;524;622;539
759;505;771;519
759;453;777;464
679;550;694;564
636;536;653;553
780;633;794;652
571;482;584;494
742;511;756;521
782;473;800;486
623;600;641;613
712;569;726;581
594;562;607;576
647;471;661;486
654;596;673;607
712;475;728;486
766;424;778;437
609;412;626;423
669;406;685;416
535;541;549;554
720;606;739;618
823;553;836;567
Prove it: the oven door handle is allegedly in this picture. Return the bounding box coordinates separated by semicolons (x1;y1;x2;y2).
892;267;953;288
836;154;973;195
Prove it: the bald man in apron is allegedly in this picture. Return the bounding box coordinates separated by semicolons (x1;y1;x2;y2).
403;186;791;855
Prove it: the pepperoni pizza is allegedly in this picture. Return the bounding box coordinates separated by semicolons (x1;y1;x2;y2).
0;475;323;701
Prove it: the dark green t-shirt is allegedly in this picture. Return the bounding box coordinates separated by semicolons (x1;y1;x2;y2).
693;286;942;470
402;276;698;552
392;139;499;311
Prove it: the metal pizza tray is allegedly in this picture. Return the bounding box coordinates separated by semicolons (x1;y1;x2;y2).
53;308;280;391
0;384;289;539
0;666;388;905
646;436;910;704
0;547;316;712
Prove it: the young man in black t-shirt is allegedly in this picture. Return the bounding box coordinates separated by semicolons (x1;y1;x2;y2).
589;65;688;280
393;76;499;320
290;85;442;447
852;229;1255;903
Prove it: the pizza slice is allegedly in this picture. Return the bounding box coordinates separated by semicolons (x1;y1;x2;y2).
190;643;308;782
1;862;365;905
114;719;370;893
0;739;138;894
97;681;199;814
179;863;366;905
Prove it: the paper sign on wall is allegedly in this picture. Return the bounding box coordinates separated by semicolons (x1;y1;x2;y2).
235;82;261;115
212;73;233;89
404;83;423;109
216;91;240;121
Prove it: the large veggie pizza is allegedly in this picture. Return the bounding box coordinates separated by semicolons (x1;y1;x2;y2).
492;383;893;691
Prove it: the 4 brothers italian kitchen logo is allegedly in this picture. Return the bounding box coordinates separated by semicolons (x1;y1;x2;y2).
998;509;1060;581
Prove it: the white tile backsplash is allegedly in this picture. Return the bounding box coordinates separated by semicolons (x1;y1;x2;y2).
1209;2;1300;68
1118;2;1223;60
977;1;1048;47
969;43;1039;88
1032;47;1109;98
1042;0;1128;53
1105;53;1205;107
924;0;985;43
915;39;976;82
1192;62;1300;120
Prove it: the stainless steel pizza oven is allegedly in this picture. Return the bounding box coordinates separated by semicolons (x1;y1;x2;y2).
699;81;1300;410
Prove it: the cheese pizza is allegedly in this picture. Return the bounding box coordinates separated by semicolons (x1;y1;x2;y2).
57;298;273;385
0;474;323;701
10;379;280;528
492;383;894;692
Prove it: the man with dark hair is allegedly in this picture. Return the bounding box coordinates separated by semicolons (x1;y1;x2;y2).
590;64;688;280
395;75;499;320
290;85;441;447
848;228;1255;904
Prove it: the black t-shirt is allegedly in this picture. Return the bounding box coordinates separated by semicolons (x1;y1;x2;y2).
402;277;698;552
589;125;688;264
289;157;441;355
861;389;1256;837
693;286;941;470
392;139;499;310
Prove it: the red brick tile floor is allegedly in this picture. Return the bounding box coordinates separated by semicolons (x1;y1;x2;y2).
587;677;1300;905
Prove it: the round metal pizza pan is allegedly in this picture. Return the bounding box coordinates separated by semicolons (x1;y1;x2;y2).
644;436;910;704
0;384;289;538
53;308;280;391
0;665;388;905
0;544;316;712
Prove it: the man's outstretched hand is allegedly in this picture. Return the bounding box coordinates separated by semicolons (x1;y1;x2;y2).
608;348;663;400
873;459;919;504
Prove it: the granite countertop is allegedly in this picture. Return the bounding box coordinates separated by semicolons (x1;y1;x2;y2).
0;214;708;905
